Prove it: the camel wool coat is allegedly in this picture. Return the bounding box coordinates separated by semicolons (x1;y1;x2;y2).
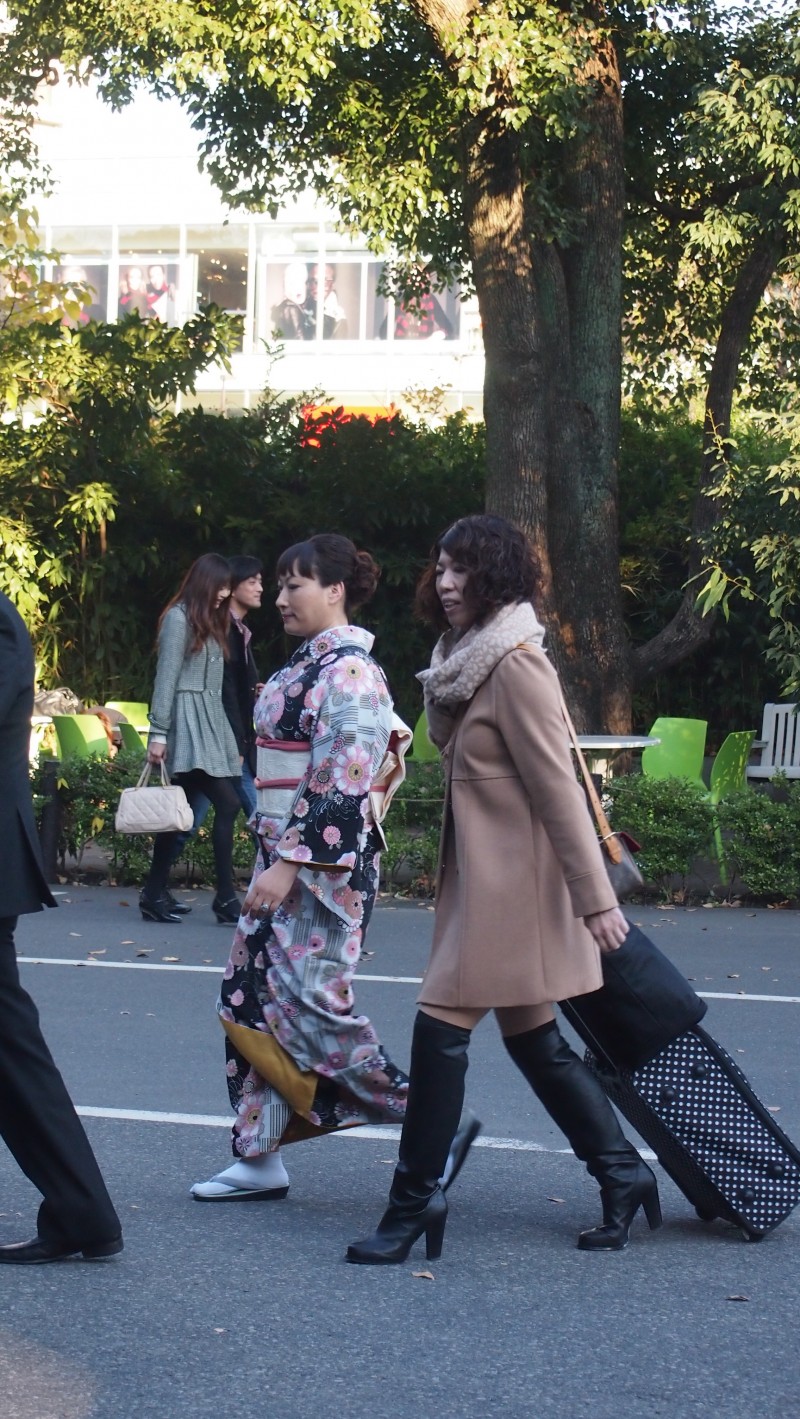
418;643;619;1009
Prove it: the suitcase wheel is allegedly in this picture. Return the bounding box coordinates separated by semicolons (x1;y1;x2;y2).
742;1229;765;1243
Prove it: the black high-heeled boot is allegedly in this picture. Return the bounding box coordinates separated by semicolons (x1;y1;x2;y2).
346;1011;475;1265
503;1020;662;1252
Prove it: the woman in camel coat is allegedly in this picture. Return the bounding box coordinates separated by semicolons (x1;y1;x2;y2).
347;514;661;1267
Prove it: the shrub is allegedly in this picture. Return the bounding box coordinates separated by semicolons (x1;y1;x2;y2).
30;750;257;887
606;774;716;898
716;783;800;901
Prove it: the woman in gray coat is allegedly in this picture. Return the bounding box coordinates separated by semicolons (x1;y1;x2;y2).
140;554;244;925
347;515;660;1266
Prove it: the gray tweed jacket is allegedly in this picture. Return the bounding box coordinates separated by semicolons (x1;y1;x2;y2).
148;605;241;779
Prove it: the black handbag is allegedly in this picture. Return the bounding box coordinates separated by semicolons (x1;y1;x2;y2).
560;921;708;1072
560;699;645;900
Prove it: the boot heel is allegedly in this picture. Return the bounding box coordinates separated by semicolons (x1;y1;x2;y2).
642;1183;663;1231
425;1210;447;1261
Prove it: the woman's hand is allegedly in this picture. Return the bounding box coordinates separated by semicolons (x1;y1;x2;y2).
147;741;167;765
584;906;629;954
243;858;301;917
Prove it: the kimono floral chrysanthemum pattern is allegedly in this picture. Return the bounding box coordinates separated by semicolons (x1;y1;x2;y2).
217;624;408;1155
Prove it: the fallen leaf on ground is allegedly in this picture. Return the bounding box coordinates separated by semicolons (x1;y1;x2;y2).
136;949;152;957
727;973;740;979
120;1010;130;1015
767;1106;781;1113
727;1295;749;1302
213;1327;226;1334
88;949;106;956
120;940;135;945
162;956;180;962
69;932;82;938
118;900;130;906
412;1270;435;1281
546;1196;566;1205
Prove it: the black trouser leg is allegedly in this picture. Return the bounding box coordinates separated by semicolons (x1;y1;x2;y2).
0;918;120;1247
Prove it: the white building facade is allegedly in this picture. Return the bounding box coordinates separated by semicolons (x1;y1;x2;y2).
34;82;485;418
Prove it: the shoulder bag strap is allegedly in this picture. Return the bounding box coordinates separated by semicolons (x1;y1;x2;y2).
559;698;623;865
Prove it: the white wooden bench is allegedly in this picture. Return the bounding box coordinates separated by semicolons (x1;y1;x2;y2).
746;703;800;779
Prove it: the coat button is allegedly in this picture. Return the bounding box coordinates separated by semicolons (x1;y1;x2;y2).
659;1086;677;1106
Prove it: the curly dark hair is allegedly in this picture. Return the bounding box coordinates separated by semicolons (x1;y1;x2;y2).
415;515;542;629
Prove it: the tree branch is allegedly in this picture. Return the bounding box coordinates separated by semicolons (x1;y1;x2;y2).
633;228;785;683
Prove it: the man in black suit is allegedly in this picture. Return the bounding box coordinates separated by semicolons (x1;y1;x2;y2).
0;591;122;1263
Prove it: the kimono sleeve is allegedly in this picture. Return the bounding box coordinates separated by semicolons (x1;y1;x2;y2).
274;656;392;873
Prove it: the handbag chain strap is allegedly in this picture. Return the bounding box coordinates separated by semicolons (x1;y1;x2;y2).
559;698;623;865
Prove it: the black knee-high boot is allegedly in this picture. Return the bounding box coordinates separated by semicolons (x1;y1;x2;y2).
346;1011;475;1264
504;1020;662;1251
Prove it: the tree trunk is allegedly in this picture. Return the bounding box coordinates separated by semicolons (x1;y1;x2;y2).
466;31;629;729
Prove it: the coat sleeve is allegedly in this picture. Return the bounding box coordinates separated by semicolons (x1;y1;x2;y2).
492;647;619;918
148;607;190;740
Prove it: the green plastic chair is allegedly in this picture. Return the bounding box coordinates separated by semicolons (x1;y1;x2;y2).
105;700;150;730
708;730;756;880
411;709;439;762
640;717;707;789
118;720;148;753
51;714;110;759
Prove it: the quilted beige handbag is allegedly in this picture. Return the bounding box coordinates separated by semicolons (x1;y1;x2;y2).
115;761;194;835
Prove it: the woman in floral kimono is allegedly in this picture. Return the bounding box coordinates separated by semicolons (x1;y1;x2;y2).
192;534;478;1202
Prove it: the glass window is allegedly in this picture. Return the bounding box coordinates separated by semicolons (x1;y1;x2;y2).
258;224;320;258
55;263;109;324
367;263;390;340
118;225;180;254
186;224;249;318
51;227;112;259
266;260;314;341
117;260;179;324
367;264;461;341
309;259;361;340
392;285;460;341
264;258;362;342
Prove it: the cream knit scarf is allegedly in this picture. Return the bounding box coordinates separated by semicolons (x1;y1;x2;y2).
417;600;547;749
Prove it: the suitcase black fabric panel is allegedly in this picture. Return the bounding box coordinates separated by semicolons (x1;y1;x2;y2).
586;1026;800;1238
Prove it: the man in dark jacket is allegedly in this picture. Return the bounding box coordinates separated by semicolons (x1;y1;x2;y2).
0;591;122;1263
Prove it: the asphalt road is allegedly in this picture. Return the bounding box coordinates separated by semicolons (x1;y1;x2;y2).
1;888;799;1419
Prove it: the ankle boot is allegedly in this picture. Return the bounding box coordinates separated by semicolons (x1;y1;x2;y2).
346;1011;475;1265
139;889;182;924
503;1020;662;1251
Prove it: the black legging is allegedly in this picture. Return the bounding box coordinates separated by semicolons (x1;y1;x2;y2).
145;769;241;901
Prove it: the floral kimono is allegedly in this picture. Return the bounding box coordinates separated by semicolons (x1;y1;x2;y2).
218;624;408;1155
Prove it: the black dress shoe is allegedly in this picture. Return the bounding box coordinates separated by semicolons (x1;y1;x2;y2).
165;892;191;915
0;1234;123;1264
139;890;182;924
211;894;242;925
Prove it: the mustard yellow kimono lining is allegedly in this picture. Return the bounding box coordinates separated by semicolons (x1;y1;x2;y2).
220;1018;363;1145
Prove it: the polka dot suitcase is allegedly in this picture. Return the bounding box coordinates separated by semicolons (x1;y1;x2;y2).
585;1026;800;1240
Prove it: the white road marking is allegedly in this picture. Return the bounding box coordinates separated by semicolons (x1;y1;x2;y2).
16;956;800;1003
74;1105;659;1157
